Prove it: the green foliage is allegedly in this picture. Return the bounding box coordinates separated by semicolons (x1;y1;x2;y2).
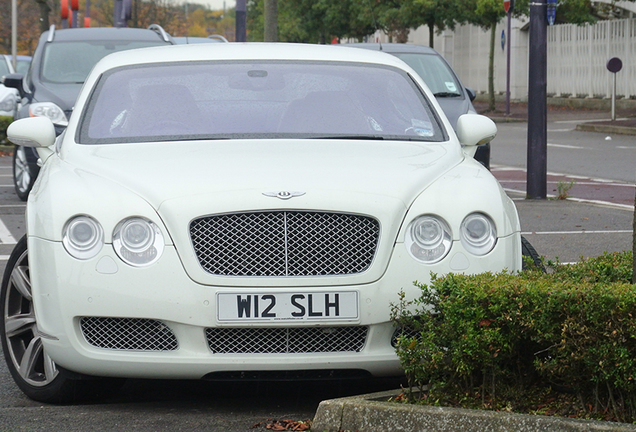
0;116;12;144
247;0;375;43
392;251;636;422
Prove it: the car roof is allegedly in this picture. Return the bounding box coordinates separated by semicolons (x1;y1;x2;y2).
90;42;412;73
43;26;172;43
341;43;439;56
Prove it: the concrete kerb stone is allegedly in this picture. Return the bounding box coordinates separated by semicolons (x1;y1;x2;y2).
575;123;636;136
311;389;636;432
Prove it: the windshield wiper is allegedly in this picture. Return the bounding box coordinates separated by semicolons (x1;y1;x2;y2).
434;92;462;98
309;135;385;140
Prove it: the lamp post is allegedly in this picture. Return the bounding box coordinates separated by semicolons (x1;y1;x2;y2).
236;0;246;42
11;0;17;70
526;1;548;200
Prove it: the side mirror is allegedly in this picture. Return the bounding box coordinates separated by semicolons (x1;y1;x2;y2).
2;73;26;99
456;114;496;147
465;87;476;102
8;117;56;148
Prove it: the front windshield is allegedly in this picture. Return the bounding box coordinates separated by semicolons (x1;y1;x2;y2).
41;40;167;84
79;61;446;144
393;53;463;97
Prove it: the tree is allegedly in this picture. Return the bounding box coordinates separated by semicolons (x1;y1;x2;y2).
264;0;277;41
464;0;506;112
0;0;44;55
247;0;375;43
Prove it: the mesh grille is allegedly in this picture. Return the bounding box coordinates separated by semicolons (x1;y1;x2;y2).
80;317;178;351
190;211;379;276
206;326;368;354
391;326;421;348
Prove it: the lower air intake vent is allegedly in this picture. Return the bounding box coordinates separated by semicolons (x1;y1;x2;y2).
206;326;368;354
80;317;178;351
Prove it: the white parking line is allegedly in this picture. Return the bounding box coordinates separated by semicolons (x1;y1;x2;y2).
0;255;9;261
0;219;17;244
547;143;586;149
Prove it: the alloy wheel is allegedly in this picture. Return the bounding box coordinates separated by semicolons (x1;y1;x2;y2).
3;247;59;387
13;146;32;196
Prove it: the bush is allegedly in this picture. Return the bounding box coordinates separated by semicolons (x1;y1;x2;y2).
392;251;636;422
0;116;13;144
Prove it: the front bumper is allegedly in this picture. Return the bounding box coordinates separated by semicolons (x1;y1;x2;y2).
30;234;520;379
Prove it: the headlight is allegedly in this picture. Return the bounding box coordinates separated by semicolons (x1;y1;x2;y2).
29;102;68;126
460;213;497;256
405;215;452;263
62;215;104;260
0;93;16;112
113;217;164;266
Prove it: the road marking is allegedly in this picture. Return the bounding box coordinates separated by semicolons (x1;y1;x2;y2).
0;255;9;261
0;219;17;244
522;229;632;235
547;143;586;149
548;128;576;132
616;146;636;150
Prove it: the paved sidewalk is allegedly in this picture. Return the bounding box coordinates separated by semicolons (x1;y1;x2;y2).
473;99;636;135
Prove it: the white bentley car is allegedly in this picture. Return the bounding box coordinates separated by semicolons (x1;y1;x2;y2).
2;43;522;403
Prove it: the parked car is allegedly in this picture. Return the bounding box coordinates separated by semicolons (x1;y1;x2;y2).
2;55;32;75
173;35;229;44
2;25;174;200
341;43;490;169
3;43;523;403
0;55;31;117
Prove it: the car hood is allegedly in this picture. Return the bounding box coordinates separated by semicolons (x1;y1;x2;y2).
33;82;82;112
65;139;459;207
435;97;474;130
60;138;463;286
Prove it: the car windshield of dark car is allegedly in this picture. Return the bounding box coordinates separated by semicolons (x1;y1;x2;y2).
15;60;30;75
0;60;9;77
79;61;447;144
40;40;167;84
393;53;463;98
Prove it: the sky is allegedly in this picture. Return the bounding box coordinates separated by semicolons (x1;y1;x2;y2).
191;0;236;11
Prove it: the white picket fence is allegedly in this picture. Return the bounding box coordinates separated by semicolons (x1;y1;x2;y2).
399;17;636;101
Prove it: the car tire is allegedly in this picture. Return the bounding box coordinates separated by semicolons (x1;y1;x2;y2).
0;235;124;403
13;146;37;201
521;235;545;272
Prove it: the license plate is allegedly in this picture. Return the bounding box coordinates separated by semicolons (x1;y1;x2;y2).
216;291;359;322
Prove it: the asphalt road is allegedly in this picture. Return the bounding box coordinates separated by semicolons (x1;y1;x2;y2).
0;113;632;429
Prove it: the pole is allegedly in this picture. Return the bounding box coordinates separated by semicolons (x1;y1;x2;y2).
611;73;616;121
11;0;17;70
235;0;246;42
505;10;511;116
526;1;548;199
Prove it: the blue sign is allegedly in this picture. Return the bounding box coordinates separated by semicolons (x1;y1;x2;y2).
547;0;557;25
501;30;506;50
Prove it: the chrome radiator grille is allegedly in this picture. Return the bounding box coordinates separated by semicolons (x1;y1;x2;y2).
80;317;178;351
205;326;368;354
190;211;380;276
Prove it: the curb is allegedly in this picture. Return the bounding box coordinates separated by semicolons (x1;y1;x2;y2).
487;116;527;123
575;123;636;136
311;389;636;432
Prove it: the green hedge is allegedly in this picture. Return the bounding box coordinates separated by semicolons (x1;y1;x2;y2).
0;116;13;144
391;251;636;422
